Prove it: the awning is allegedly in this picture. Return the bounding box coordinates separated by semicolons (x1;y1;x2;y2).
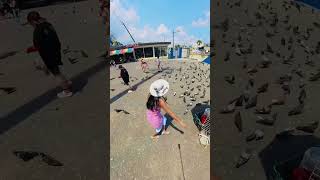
110;48;134;55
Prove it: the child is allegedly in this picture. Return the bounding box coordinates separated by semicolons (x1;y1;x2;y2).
146;79;187;139
156;55;162;72
118;65;133;93
140;59;148;73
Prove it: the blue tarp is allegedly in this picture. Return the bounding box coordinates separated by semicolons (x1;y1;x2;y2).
296;0;320;9
202;56;211;64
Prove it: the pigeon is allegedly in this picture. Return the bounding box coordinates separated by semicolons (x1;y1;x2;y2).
255;129;264;140
257;83;269;93
68;57;78;64
281;82;291;94
309;72;320;81
296;121;319;133
235;149;251;168
245;95;258;109
242;60;248;69
224;52;230;61
248;77;255;87
259;56;272;68
235;95;244;106
234;111;242;132
281;38;286;46
13;151;39;161
256;113;278;126
298;89;306;104
266;43;274;53
220;102;236;114
114;109;130;114
187;102;193;107
183;109;189;115
247;67;258;74
271;96;286;105
255;105;272;114
288;103;304;116
246;129;264;142
225;75;235;84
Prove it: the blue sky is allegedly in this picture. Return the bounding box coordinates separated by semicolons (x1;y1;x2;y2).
110;0;210;46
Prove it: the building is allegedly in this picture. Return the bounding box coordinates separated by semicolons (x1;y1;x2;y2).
110;42;171;63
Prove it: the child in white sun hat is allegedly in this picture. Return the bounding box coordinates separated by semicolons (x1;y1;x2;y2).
146;79;187;139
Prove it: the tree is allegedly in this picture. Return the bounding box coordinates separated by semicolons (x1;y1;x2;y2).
197;40;203;46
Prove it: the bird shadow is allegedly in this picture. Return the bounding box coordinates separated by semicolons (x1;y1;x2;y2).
164;113;184;134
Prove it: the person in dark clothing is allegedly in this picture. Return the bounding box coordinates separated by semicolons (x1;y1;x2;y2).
118;65;134;93
26;11;72;98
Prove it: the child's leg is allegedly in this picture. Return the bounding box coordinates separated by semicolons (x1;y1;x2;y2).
151;128;162;139
162;115;170;134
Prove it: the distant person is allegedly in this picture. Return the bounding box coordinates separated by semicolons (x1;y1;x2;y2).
110;59;116;67
9;0;18;19
146;79;187;139
26;11;72;98
118;65;134;93
140;59;149;73
156;55;162;72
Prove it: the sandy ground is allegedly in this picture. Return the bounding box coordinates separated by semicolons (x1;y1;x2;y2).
110;60;210;179
213;0;320;179
0;1;108;179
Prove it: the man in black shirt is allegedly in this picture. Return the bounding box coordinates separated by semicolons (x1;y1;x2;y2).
26;11;72;98
118;65;134;93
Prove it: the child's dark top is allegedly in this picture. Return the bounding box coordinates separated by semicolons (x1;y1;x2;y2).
120;68;129;83
33;21;62;68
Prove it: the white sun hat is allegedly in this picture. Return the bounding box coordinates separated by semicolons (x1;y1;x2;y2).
149;79;169;97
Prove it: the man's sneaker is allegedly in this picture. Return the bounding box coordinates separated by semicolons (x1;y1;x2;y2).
128;90;133;93
57;91;73;98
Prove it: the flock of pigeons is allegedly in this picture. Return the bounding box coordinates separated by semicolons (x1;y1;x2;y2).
160;61;210;115
213;0;320;168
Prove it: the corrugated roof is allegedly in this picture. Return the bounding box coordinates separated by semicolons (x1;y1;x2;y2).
110;42;171;50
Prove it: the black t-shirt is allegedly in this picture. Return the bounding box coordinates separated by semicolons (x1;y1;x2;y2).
33;21;62;65
120;68;129;80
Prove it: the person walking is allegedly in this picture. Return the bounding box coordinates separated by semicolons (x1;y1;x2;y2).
156;54;162;72
9;0;18;19
118;65;134;93
140;59;149;73
26;11;72;98
146;79;187;139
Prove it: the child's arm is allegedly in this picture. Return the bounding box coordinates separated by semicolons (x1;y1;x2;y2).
159;99;187;128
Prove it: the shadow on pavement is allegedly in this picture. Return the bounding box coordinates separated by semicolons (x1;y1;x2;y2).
0;60;107;136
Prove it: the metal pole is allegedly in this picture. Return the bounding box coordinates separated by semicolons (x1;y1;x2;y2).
173;30;175;58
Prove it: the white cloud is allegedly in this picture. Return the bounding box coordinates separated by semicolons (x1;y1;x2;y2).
110;0;139;24
192;10;210;28
156;24;169;34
